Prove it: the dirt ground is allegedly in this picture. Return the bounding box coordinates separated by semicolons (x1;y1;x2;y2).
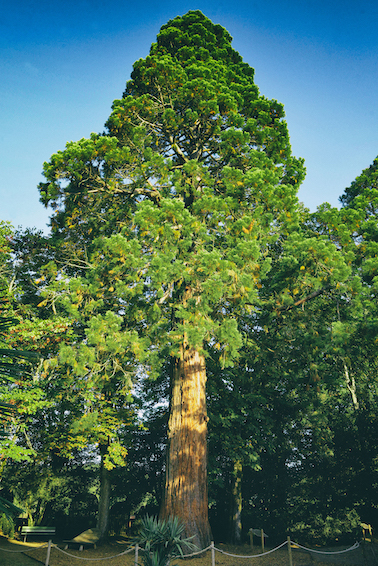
0;534;48;565
0;535;375;566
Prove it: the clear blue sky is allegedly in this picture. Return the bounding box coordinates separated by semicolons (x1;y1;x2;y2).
1;0;377;233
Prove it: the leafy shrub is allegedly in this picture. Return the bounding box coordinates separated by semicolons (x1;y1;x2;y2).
290;509;361;545
0;513;15;539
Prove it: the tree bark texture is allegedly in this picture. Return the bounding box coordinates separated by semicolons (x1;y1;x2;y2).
97;447;111;539
229;459;243;544
161;344;212;549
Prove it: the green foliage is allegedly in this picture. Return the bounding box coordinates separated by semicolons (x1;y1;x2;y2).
290;509;361;545
0;513;15;538
35;11;308;384
0;495;23;520
340;155;378;213
135;516;197;566
0;229;42;461
1;455;100;534
236;150;378;544
0;297;39;385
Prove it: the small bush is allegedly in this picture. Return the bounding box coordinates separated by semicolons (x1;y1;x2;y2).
0;513;15;539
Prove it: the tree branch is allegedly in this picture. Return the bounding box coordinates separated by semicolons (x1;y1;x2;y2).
279;286;331;311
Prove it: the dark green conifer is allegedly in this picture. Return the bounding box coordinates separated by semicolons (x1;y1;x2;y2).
38;11;306;547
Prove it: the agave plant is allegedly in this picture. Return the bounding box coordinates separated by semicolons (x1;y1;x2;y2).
135;516;197;566
0;496;23;521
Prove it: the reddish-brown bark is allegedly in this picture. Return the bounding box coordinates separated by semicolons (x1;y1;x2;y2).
161;343;212;549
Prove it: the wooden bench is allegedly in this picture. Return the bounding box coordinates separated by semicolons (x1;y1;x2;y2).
21;526;56;543
14;517;28;532
361;522;373;540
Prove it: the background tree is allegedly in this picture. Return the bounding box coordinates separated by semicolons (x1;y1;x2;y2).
0;222;42;465
0;224;137;535
232;158;378;544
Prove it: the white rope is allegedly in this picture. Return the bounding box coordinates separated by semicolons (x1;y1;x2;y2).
215;540;288;558
291;541;360;555
52;544;135;561
0;538;360;561
180;545;212;557
138;545;212;558
0;543;49;553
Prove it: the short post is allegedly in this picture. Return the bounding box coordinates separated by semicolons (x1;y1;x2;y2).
45;540;52;566
211;540;215;566
287;536;293;566
261;529;265;553
135;543;139;566
249;529;254;548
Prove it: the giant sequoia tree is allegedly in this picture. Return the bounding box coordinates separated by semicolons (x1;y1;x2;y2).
38;11;314;547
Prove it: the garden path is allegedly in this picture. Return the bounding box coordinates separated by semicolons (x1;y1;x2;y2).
0;535;44;565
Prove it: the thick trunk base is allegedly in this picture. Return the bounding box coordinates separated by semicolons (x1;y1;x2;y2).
160;345;211;549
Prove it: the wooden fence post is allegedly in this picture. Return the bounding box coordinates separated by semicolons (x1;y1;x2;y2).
287;536;293;566
211;541;215;566
45;540;52;566
261;529;265;553
135;543;139;566
249;529;254;548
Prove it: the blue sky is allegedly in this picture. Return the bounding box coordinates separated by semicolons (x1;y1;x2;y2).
1;0;377;233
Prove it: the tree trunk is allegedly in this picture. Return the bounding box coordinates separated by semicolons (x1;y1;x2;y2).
97;446;111;539
160;343;212;549
343;360;359;410
229;459;243;544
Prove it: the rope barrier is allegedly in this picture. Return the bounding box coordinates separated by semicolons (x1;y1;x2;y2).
291;541;360;555
180;545;212;557
0;542;49;553
52;544;135;561
0;537;361;563
215;539;288;558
